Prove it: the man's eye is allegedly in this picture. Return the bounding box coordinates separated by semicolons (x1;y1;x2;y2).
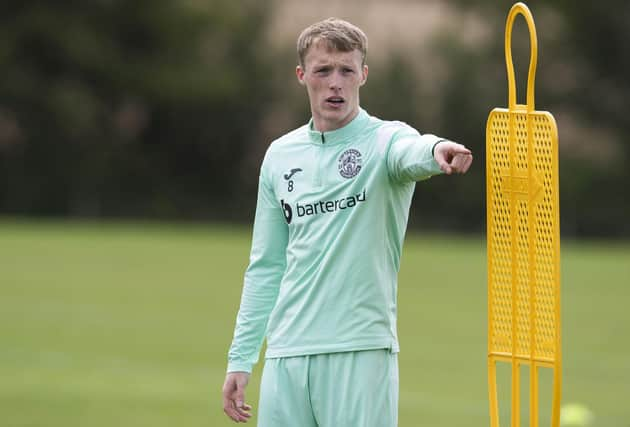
343;68;354;73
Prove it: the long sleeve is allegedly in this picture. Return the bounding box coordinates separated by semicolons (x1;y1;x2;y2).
227;156;288;373
386;125;444;183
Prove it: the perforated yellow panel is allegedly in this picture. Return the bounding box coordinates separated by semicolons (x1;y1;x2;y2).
487;111;559;362
486;3;561;427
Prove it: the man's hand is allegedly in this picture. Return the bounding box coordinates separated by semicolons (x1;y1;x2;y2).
434;141;473;175
222;372;252;423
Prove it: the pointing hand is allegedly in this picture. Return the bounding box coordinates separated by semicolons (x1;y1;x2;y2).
434;141;473;175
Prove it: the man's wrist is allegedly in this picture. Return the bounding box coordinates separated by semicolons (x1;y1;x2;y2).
432;139;447;158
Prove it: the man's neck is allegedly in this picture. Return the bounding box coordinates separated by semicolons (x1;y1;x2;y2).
311;108;360;133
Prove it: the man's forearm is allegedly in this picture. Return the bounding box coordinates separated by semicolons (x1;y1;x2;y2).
227;266;283;373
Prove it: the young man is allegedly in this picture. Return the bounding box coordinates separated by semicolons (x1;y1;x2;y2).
222;18;472;426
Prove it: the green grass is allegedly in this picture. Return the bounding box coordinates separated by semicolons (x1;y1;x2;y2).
1;219;628;426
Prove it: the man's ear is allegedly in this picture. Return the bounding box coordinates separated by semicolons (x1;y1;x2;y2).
296;65;306;86
360;64;369;86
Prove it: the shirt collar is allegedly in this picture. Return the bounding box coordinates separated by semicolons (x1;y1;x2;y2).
307;108;369;145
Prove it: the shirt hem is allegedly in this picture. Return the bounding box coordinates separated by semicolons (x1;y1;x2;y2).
264;338;400;359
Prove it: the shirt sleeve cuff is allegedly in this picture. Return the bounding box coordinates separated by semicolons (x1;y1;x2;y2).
227;361;253;374
431;138;447;158
428;156;444;175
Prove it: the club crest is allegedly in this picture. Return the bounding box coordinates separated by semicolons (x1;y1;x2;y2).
338;149;362;179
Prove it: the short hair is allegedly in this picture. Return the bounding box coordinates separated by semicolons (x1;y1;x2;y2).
297;17;368;67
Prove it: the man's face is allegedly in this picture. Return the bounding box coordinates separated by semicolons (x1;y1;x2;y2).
296;41;368;132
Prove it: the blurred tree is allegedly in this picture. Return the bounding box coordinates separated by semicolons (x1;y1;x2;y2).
547;0;630;236
0;0;627;237
415;0;630;237
0;0;271;219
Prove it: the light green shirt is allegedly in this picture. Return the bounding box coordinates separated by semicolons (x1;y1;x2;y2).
227;109;444;373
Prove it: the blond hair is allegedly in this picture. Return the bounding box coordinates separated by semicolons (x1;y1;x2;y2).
297;17;368;67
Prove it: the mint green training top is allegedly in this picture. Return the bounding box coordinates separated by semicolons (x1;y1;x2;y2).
227;108;445;373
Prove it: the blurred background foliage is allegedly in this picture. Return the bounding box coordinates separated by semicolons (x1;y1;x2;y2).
0;0;628;237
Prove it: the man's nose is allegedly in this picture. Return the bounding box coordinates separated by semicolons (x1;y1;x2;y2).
328;71;342;90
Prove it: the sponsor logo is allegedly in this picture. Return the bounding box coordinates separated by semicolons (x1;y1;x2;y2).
280;199;293;224
283;168;303;180
280;189;366;224
338;149;362;179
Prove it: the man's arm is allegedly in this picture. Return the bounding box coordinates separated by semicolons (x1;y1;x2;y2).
223;155;288;422
386;125;472;182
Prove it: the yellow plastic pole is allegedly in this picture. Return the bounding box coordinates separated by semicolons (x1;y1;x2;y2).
486;3;561;427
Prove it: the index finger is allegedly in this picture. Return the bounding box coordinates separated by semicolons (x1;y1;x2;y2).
452;145;472;155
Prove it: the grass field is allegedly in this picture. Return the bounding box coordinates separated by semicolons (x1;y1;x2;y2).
1;219;628;426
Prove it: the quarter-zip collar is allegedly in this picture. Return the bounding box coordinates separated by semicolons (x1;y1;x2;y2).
307;108;369;145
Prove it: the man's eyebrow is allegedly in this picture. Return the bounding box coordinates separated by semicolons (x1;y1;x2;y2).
312;61;355;68
311;65;331;72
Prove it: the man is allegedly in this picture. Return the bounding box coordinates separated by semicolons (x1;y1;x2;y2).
222;17;472;426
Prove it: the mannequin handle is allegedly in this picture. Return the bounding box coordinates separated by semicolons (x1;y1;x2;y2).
505;2;538;111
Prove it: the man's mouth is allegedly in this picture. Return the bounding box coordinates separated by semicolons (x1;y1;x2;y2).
326;96;345;106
